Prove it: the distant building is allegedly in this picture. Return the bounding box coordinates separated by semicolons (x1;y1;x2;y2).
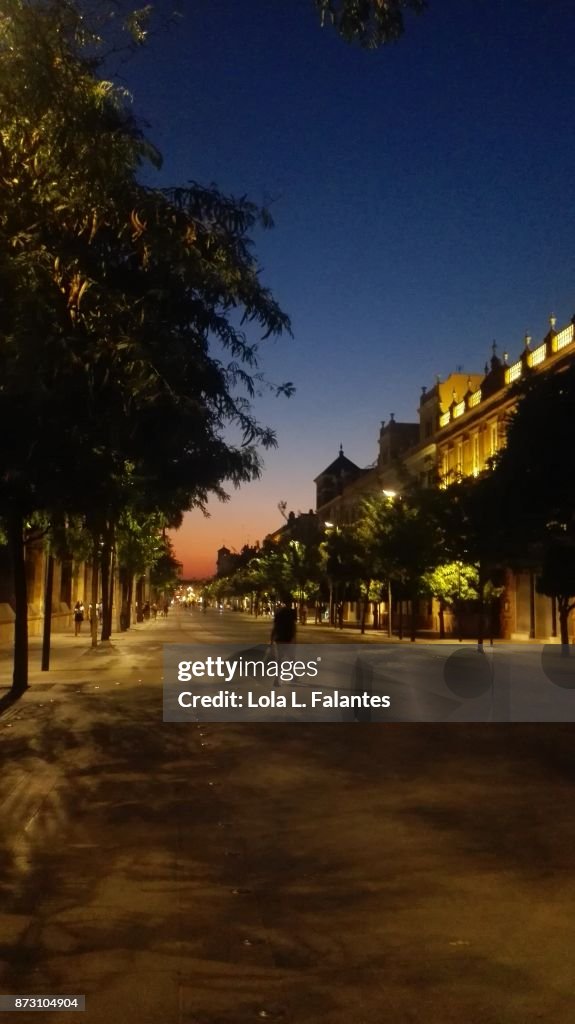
265;509;321;547
314;446;364;515
216;546;237;577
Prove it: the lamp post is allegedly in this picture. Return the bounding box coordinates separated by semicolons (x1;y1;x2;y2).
41;538;54;671
382;491;397;639
324;522;334;626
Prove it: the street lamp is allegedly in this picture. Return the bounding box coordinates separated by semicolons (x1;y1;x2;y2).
324;521;335;625
382;490;397;638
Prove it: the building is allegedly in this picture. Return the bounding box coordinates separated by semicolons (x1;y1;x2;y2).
315;423;421;526
433;316;575;639
313;313;575;641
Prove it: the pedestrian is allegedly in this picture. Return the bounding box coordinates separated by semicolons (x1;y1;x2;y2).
270;604;297;686
73;600;84;636
163;601;170;617
151;602;157;620
271;604;297;644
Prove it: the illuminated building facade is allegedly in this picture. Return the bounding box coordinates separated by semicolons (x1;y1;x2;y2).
315;314;575;641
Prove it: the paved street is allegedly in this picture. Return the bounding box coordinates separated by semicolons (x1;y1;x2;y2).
1;611;575;1022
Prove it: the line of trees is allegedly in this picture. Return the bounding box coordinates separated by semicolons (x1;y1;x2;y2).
0;1;296;695
0;0;433;697
206;484;497;642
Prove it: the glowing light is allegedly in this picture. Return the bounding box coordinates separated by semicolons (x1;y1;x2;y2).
505;361;522;384
554;324;574;352
528;343;546;368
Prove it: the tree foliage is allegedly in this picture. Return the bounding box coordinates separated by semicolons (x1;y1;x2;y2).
149;536;182;594
0;0;293;690
492;364;575;647
493;364;575;541
359;490;442;593
314;0;427;48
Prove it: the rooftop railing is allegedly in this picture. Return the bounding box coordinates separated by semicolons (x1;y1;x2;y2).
553;323;574;352
438;319;574;430
504;360;522;384
527;342;546;368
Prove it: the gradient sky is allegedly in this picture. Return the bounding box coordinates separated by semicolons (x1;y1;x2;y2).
118;0;575;578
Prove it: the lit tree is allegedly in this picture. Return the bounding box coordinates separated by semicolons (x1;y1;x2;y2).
359;490;442;641
422;562;479;639
431;473;509;647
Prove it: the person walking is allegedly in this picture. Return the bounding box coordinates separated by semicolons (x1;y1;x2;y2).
73;600;84;636
271;604;297;644
270;604;297;685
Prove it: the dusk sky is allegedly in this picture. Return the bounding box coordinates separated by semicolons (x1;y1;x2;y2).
119;0;575;578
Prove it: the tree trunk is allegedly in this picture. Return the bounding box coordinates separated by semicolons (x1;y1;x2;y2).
438;598;445;639
119;568;127;631
100;525;115;641
410;589;417;642
136;576;144;621
457;598;463;642
126;573;134;629
8;511;28;696
558;597;571;656
105;543;115;638
360;582;370;634
477;569;485;651
91;536;99;648
41;548;54;672
488;596;495;647
100;536;111;642
398;600;403;640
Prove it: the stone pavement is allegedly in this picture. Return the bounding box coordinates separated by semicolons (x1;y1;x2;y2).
1;612;575;1023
